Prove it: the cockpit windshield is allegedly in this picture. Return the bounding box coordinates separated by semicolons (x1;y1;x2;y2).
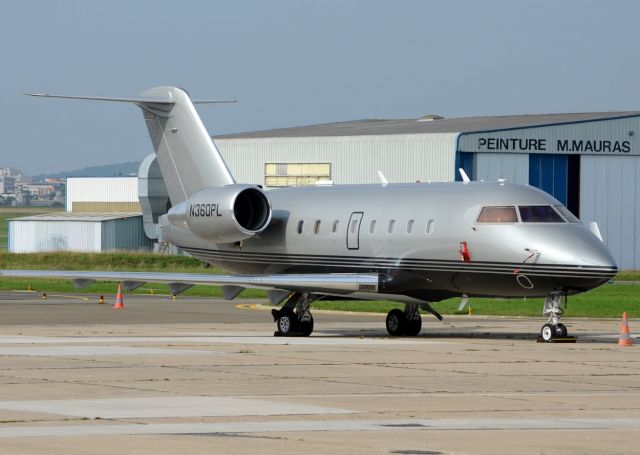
518;205;564;223
554;205;580;223
476;205;578;223
477;206;518;223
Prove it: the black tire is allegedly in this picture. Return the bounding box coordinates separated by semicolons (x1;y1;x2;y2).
555;323;568;338
386;309;406;336
404;314;422;336
299;313;314;337
277;312;296;335
541;323;555;342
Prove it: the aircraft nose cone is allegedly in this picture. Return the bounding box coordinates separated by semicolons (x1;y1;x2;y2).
562;231;618;290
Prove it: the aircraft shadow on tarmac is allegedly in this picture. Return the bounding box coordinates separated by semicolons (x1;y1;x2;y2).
314;327;617;344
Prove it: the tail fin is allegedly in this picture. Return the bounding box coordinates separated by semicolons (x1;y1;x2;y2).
26;86;236;204
137;87;235;204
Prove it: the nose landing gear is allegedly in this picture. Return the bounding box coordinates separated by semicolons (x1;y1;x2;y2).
539;293;573;342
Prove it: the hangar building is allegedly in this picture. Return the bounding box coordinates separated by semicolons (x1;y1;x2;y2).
213;112;640;269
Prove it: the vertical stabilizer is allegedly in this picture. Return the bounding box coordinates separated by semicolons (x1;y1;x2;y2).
136;86;235;204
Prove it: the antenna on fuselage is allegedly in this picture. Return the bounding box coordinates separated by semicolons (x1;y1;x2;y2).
458;168;471;183
377;171;389;187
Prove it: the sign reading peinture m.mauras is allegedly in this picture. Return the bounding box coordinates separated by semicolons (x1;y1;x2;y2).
457;117;639;155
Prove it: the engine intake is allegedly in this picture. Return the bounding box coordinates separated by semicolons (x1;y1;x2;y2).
167;185;272;243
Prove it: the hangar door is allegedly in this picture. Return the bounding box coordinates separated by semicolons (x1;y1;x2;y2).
455;152;474;181
529;154;580;216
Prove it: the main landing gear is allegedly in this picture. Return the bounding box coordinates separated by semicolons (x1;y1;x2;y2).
385;302;444;337
385;303;422;336
539;293;570;342
272;292;317;337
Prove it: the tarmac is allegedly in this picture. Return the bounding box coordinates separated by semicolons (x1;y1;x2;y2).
0;290;638;454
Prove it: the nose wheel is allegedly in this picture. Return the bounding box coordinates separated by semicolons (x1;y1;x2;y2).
539;294;572;342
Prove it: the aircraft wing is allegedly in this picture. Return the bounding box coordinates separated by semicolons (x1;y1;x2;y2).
0;270;379;296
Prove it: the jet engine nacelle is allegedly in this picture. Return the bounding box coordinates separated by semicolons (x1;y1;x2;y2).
167;185;272;243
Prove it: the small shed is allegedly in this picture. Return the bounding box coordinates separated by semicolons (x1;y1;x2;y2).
8;212;152;253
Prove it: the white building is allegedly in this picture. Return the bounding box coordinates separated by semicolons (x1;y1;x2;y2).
213;112;640;269
66;177;140;212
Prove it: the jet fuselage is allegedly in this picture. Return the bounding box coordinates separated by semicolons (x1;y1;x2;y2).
164;180;618;302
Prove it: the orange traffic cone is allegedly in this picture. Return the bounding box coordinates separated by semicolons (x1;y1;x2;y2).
113;284;125;309
618;312;633;347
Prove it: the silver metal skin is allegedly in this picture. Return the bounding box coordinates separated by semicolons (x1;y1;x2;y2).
164;181;617;302
9;86;619;339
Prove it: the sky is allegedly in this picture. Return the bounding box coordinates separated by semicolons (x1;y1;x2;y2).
2;0;640;175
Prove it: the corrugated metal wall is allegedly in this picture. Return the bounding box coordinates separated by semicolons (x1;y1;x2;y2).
580;155;640;269
216;134;458;186
102;217;152;251
9;217;151;253
66;178;140;212
9;221;102;253
72;202;141;212
476;153;528;183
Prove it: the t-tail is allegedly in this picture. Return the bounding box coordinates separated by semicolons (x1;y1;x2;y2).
26;86;236;204
26;87;272;244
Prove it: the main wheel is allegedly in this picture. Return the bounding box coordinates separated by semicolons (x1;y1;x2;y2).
277;312;296;336
541;323;555;342
555;323;568;338
386;309;406;336
404;314;422;336
299;313;314;337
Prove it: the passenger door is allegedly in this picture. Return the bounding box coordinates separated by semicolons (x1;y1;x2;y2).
346;212;364;250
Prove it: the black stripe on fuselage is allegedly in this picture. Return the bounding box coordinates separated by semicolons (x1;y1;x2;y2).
180;247;617;279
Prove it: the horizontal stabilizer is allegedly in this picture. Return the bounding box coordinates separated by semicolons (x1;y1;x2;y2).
24;92;236;105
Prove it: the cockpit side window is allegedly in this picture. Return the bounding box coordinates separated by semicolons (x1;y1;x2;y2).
554;205;580;223
477;206;518;223
519;205;564;223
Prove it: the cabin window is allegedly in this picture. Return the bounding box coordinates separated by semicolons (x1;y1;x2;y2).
519;206;564;223
350;219;359;234
554;205;580;223
314;220;321;234
425;219;434;234
388;219;396;234
477;206;518;223
332;220;339;234
297;220;304;234
369;220;377;234
407;219;415;234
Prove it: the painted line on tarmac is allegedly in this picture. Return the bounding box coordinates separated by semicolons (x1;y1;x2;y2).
235;303;263;311
7;291;89;301
0;417;639;438
0;335;431;346
0;396;353;419
0;346;218;357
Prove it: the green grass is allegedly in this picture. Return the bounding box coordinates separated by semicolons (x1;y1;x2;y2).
0;251;215;272
0;207;63;251
0;278;267;298
313;283;640;318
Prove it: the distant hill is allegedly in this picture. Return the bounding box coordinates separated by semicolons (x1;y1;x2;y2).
32;161;142;181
